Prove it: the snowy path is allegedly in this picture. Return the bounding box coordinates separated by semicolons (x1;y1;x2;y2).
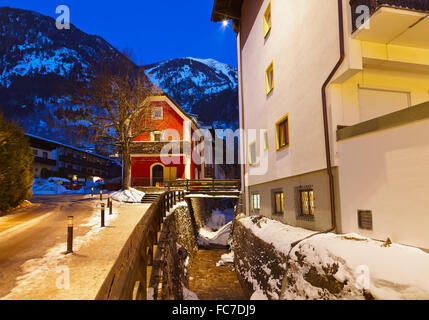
188;250;247;300
0;194;150;300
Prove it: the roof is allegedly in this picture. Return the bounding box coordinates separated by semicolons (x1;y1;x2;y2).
211;0;243;22
26;133;118;163
150;92;200;128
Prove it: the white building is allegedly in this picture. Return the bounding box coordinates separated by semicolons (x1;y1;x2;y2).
212;0;429;250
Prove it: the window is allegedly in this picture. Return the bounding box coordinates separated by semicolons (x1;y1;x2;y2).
299;189;315;217
266;62;274;95
276;115;289;150
43;152;48;159
264;2;272;38
252;193;261;211
358;210;373;230
33;149;38;156
152;106;163;120
152;131;163;142
273;191;284;214
263;130;269;151
249;141;257;165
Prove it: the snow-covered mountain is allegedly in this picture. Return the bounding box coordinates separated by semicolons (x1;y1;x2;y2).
145;57;238;129
0;7;239;152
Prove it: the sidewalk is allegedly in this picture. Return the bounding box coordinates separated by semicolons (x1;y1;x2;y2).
1;200;150;300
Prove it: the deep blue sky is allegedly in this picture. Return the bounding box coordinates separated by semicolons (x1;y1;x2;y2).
0;0;238;67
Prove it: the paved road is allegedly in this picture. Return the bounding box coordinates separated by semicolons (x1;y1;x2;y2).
0;194;100;298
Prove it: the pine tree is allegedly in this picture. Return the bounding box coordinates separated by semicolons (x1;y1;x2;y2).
0;113;33;212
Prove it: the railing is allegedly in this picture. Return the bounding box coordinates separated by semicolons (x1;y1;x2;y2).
34;156;57;166
167;179;241;193
350;0;429;31
96;190;186;300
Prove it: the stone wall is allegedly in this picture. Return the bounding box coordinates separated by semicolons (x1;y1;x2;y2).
232;218;287;299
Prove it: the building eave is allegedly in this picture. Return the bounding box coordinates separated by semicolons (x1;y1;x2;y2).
211;0;243;23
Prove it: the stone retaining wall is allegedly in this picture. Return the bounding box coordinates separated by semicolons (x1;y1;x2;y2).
232;219;287;299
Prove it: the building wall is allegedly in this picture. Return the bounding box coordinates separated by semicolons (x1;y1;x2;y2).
338;119;429;250
240;0;340;189
134;100;187;142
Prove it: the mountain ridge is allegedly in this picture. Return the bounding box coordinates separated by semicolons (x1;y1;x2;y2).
0;6;239;153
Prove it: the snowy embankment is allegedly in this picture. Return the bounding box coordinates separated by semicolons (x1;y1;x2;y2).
238;216;429;300
198;209;233;247
32;178;102;195
111;188;145;203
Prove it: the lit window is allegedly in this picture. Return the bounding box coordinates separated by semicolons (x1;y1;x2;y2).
264;3;272;38
274;191;284;214
263;130;269;150
276;115;289;150
252;193;261;211
249;141;257;165
299;189;315;216
266;62;274;95
152;107;163;120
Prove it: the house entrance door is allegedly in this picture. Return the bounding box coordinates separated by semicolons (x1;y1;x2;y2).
152;165;164;186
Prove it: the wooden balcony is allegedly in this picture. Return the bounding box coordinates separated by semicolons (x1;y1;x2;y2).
130;141;187;155
350;0;429;48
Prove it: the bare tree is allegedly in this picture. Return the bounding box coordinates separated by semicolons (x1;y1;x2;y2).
69;52;156;190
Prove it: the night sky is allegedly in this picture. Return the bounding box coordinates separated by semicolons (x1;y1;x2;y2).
0;0;238;67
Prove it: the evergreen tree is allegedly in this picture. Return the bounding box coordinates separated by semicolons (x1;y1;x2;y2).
0;113;33;212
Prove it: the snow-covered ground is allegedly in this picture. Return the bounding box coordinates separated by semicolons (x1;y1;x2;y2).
238;216;429;300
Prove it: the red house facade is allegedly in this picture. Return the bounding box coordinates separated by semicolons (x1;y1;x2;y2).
130;94;205;187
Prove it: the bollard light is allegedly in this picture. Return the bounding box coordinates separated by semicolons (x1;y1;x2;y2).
100;189;103;201
91;187;94;197
67;216;74;254
101;203;105;228
109;195;113;215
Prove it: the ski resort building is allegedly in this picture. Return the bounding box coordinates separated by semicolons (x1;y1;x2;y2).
212;0;429;250
130;94;205;187
27;134;121;181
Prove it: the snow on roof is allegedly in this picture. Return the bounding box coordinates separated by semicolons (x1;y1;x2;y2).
26;133;118;163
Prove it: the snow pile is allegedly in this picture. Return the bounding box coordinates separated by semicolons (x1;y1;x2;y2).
32;179;69;195
238;216;429;300
284;233;429;300
111;188;145;203
198;222;232;247
216;251;234;267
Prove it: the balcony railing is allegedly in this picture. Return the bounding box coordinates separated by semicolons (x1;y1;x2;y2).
34;156;57;166
350;0;429;31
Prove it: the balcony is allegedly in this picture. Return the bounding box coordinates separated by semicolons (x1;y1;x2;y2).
350;0;429;48
130;142;187;155
34;156;57;166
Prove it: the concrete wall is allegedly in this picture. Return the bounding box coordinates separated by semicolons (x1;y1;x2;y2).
247;168;342;232
338;119;429;250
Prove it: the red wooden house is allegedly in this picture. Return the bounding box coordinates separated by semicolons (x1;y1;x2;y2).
130;93;205;187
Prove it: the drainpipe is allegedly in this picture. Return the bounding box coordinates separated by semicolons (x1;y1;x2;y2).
320;0;345;234
280;0;345;298
290;0;345;248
